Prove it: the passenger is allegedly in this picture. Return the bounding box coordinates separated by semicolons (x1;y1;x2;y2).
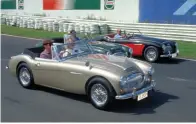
59;38;73;57
59;36;81;57
40;40;53;59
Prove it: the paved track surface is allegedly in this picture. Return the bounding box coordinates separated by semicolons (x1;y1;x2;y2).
1;35;196;122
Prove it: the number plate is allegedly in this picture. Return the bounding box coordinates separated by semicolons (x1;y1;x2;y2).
172;53;177;58
137;92;148;101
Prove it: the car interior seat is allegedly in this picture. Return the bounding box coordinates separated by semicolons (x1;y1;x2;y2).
51;37;64;44
23;47;44;58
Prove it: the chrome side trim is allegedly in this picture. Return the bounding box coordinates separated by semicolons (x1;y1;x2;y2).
115;81;156;100
70;72;82;75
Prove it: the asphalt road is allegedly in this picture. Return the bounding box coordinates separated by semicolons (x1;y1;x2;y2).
1;35;196;122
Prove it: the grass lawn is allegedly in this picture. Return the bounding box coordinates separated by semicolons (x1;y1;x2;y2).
1;25;67;39
1;24;196;59
176;40;196;59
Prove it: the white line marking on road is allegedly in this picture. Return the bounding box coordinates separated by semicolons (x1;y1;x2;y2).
174;58;196;62
167;77;196;82
1;34;41;41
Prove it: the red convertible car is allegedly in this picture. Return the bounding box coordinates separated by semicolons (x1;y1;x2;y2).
94;32;179;62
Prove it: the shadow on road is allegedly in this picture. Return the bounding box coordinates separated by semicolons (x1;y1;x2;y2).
34;85;89;103
156;58;187;64
134;57;187;65
109;90;179;114
33;86;179;114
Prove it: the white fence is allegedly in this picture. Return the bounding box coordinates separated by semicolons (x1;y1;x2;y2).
1;14;196;42
1;14;109;35
65;18;196;42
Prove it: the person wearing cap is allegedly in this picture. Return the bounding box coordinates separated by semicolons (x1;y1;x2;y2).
40;40;53;59
114;29;125;39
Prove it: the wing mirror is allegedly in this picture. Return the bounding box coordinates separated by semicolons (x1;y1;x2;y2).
129;48;133;57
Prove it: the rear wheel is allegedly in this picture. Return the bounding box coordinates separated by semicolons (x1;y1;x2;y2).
144;46;159;62
87;77;115;110
17;63;34;89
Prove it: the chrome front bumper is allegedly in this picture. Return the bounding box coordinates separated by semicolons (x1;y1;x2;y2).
160;49;179;58
115;81;156;100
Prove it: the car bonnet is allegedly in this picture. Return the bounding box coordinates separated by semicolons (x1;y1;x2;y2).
80;54;142;74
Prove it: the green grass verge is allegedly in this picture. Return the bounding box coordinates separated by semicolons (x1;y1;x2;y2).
1;24;67;39
1;24;196;59
176;40;196;59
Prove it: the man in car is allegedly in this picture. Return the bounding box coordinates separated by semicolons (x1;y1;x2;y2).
63;30;80;43
114;29;126;39
59;35;82;57
40;40;53;59
69;30;80;41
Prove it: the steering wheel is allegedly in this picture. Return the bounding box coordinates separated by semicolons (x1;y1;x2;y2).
126;32;134;39
113;52;126;57
59;51;71;58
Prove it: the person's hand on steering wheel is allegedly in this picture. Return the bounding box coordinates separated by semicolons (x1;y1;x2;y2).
59;50;71;58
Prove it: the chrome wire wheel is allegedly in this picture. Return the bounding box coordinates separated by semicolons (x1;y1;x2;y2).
19;67;31;86
146;49;157;62
90;84;108;107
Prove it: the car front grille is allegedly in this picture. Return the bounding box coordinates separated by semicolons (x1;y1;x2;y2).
165;44;177;54
165;46;173;53
121;73;147;93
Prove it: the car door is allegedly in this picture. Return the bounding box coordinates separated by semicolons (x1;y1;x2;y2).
60;59;90;94
117;39;145;56
32;58;70;90
32;57;88;94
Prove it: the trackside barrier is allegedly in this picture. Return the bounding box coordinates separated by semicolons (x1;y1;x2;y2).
1;13;196;42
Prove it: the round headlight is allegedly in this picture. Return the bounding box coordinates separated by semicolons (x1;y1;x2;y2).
148;67;155;75
162;44;166;50
120;76;128;86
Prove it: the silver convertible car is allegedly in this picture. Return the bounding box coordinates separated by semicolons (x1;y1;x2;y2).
6;39;156;110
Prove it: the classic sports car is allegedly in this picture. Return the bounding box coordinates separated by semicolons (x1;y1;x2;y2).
6;40;156;110
35;37;133;58
95;31;180;62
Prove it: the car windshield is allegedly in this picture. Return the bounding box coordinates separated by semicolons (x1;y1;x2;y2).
51;39;94;61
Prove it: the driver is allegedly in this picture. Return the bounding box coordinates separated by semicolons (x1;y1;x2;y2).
114;29;126;39
40;40;53;59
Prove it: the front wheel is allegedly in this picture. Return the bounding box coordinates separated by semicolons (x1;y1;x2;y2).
17;63;35;89
87;77;115;110
144;46;159;62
